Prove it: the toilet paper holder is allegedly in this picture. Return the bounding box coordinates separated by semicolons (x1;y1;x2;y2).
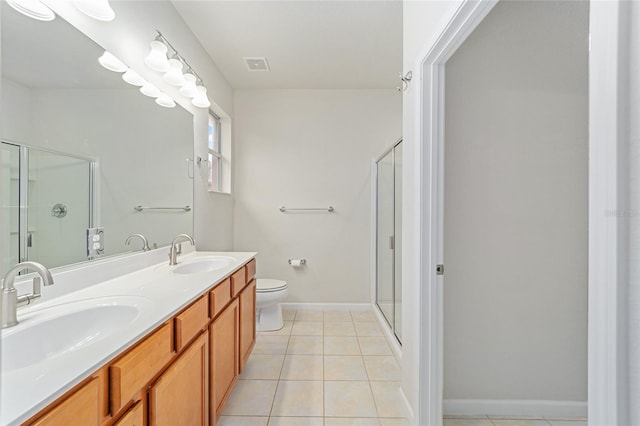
288;258;307;266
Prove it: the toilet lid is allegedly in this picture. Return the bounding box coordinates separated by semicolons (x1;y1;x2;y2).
257;279;287;292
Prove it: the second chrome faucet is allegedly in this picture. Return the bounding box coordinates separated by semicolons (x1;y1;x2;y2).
169;234;195;265
125;234;150;252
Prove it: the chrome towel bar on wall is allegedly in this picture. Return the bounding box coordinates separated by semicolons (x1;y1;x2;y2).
134;205;191;212
279;206;334;213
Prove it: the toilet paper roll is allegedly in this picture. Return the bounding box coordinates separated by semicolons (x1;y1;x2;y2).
290;259;303;267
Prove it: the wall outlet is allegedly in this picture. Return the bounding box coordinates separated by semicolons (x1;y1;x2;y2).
87;227;104;258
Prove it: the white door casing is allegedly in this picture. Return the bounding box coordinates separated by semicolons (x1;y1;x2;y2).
413;0;626;424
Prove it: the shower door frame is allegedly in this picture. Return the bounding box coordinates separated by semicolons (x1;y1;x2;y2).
2;140;98;265
373;139;403;346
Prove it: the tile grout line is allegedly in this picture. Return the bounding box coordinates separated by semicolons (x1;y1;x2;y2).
250;308;407;426
322;310;326;422
266;310;294;425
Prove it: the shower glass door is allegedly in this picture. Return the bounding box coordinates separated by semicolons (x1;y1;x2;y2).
375;140;402;344
393;142;402;342
1;143;20;274
26;148;93;268
1;141;94;275
377;149;395;327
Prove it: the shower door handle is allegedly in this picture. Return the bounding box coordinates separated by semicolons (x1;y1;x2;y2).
27;233;33;247
389;235;395;250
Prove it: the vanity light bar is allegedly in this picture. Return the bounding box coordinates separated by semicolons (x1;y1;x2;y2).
145;30;211;108
151;31;205;86
97;50;176;108
73;0;115;22
6;0;55;21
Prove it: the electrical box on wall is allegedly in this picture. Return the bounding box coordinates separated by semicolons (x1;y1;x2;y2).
87;227;104;258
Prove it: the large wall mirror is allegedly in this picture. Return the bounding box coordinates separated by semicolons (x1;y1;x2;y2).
0;3;194;275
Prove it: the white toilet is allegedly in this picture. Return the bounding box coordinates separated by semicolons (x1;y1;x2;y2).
255;279;288;332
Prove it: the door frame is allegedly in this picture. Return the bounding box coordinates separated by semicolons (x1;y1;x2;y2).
414;2;497;424
414;0;623;424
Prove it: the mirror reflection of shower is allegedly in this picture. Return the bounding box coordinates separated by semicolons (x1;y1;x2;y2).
1;141;95;275
375;139;402;344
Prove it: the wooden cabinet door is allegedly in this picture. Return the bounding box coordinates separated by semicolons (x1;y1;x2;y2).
113;400;144;426
30;377;101;426
210;298;239;420
239;279;256;372
148;332;208;426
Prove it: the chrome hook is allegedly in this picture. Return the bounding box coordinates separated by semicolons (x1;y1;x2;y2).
396;71;413;92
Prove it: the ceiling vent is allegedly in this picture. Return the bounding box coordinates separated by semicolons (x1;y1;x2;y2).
244;57;270;72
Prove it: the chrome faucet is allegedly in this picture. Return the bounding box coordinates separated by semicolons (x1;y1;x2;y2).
125;233;150;252
169;234;195;265
1;261;54;328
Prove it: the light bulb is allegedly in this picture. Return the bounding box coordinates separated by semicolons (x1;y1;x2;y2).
73;0;115;21
192;86;211;108
144;40;170;72
98;51;127;73
6;0;55;21
179;73;198;98
163;58;186;86
140;83;161;98
122;69;146;86
155;93;176;108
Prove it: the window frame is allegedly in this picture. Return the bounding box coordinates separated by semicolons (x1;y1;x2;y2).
208;111;222;192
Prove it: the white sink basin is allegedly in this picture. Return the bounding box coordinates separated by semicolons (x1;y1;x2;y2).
172;256;233;275
1;296;151;373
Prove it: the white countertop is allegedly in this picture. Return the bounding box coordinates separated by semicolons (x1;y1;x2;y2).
0;250;257;425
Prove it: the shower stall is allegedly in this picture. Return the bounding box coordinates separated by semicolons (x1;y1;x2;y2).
374;139;402;344
1;141;95;275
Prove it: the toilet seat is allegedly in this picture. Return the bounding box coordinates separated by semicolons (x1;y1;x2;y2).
256;279;287;293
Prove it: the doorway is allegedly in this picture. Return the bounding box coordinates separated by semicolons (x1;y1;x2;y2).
412;0;590;423
442;0;588;419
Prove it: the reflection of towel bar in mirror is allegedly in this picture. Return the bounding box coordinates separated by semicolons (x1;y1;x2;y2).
279;206;334;213
134;205;191;212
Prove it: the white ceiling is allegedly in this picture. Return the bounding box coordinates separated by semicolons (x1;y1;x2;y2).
171;0;403;90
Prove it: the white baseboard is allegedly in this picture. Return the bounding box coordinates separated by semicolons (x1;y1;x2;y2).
399;385;415;423
371;303;402;361
443;399;587;418
280;302;372;311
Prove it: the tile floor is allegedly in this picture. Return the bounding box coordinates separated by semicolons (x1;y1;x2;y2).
219;308;409;426
219;308;588;426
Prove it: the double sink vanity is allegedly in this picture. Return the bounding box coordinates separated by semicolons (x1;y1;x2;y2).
1;1;253;424
0;248;258;425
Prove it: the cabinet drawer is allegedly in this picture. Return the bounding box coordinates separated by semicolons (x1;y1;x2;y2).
230;267;247;297
31;377;100;426
175;295;209;352
113;400;143;426
211;278;232;318
110;323;174;413
246;258;256;282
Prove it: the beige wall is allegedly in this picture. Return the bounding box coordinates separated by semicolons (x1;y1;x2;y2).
443;0;588;404
233;89;401;303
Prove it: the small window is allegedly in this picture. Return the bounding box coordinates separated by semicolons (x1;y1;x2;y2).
208;112;222;192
